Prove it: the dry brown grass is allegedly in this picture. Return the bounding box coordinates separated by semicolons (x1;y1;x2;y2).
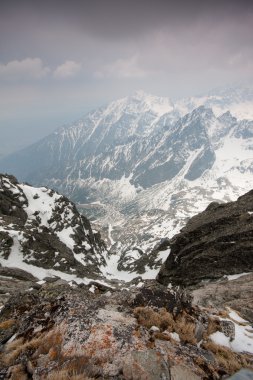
203;340;252;374
46;369;95;380
61;355;90;374
7;363;28;380
193;355;219;379
0;319;15;329
5;337;24;352
153;332;172;341
174;312;197;345
134;307;198;344
36;330;62;356
3;335;43;366
46;355;97;380
133;307;174;331
204;317;220;338
218;309;229;319
2;329;63;366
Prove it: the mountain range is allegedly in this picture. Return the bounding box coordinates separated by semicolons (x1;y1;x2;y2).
1;85;253;256
1;85;253;380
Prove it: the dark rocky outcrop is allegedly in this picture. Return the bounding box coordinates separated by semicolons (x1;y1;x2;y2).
0;174;107;281
157;190;253;287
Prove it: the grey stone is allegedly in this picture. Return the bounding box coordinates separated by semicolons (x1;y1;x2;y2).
170;365;201;380
123;350;170;380
228;369;253;380
195;321;205;342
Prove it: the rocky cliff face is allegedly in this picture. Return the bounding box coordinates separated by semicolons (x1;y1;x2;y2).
0;174;107;282
157;190;253;287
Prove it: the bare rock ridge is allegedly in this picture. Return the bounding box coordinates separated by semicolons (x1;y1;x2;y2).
157;189;253;287
0;280;253;379
0;174;107;282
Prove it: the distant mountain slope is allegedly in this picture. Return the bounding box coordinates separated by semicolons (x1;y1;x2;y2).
0;86;253;253
0;174;166;283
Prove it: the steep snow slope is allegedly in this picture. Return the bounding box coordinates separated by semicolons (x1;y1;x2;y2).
0;175;107;283
0;175;167;282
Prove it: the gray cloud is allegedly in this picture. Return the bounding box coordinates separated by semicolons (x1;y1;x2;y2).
0;0;253;155
0;58;50;81
1;0;252;39
53;61;82;79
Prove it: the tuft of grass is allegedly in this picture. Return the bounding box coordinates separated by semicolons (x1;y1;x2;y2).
133;307;174;331
218;310;229;319
61;355;89;374
174;312;197;345
153;332;172;341
193;355;219;379
36;330;62;356
3;335;43;366
0;319;15;329
6;363;28;380
204;316;220;338
202;340;252;374
46;370;95;380
2;329;63;366
134;307;197;344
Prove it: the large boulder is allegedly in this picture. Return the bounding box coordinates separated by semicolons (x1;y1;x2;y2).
157;190;253;287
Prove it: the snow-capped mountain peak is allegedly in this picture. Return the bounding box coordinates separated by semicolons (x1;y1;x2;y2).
128;90;174;116
0;85;253;258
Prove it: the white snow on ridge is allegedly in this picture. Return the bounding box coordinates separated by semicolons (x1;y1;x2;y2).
100;253;138;282
100;247;170;282
225;272;252;281
20;184;61;227
210;309;253;354
0;232;88;284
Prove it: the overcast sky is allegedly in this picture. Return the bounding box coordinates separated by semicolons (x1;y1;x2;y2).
0;0;253;156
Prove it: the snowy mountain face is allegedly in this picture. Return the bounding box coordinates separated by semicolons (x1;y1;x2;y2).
0;174;167;283
0;174;108;283
177;86;253;120
0;86;253;261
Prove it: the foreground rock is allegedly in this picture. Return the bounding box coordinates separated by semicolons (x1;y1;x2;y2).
157;190;253;287
192;273;253;324
0;280;252;379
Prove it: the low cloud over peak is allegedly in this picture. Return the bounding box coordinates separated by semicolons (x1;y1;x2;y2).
53;61;82;79
0;58;50;81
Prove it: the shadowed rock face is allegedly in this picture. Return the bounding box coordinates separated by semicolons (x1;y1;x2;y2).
157;190;253;287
